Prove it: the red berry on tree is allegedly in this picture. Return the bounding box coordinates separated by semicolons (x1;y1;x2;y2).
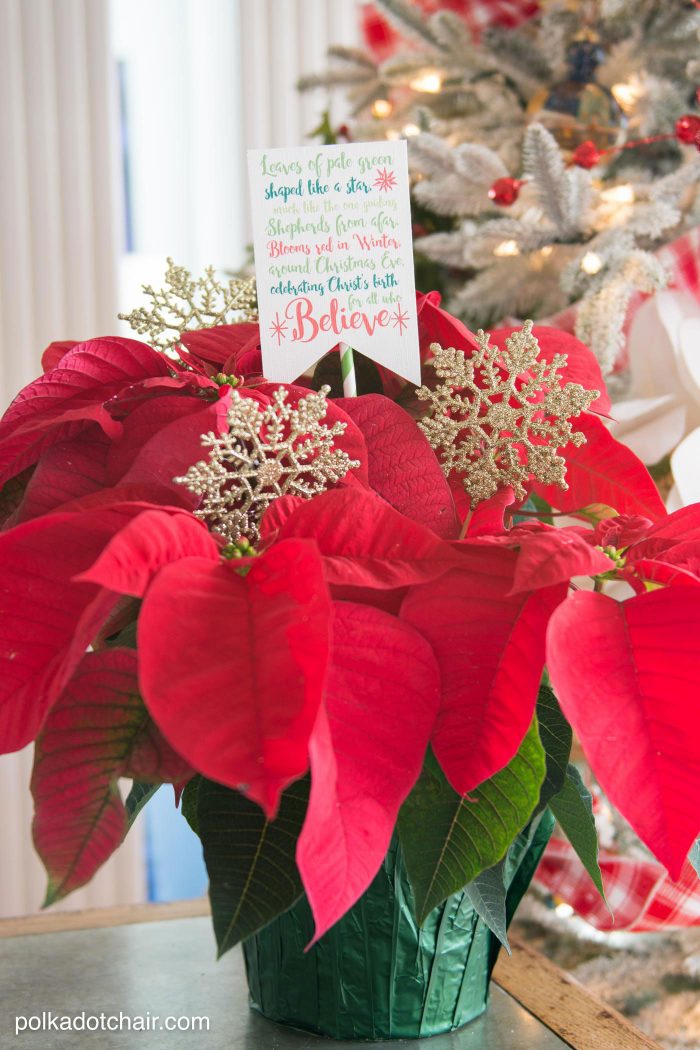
488;177;523;206
571;140;602;169
676;114;700;144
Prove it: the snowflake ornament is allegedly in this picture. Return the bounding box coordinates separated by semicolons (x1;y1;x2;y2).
174;386;360;542
416;321;597;507
119;257;257;353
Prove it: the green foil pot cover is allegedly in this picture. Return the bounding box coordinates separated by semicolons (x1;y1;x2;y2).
242;814;554;1041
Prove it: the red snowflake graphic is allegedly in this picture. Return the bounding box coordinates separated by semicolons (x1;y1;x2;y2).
390;303;410;334
269;312;288;345
373;167;398;192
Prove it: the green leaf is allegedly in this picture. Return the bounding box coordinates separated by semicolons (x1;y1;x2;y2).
398;720;546;923
125;782;160;826
309;110;337;145
689;839;700;879
465;862;510;952
105;618;139;649
197;775;309;957
536;684;572;812
550;765;606;903
467;808;555;954
181;775;202;836
524;491;553;525
0;467;33;523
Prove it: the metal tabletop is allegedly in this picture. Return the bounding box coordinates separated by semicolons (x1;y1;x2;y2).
0;915;570;1049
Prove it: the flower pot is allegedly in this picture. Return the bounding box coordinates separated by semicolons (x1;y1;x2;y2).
242;813;554;1041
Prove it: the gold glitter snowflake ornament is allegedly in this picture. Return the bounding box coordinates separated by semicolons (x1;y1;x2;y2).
119;258;257;352
416;321;598;507
175;387;360;542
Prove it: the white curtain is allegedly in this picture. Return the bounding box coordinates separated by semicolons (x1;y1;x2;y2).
0;0;145;918
0;0;122;406
240;0;360;154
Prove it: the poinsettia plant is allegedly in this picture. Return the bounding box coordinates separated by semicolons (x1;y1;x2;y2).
1;273;699;955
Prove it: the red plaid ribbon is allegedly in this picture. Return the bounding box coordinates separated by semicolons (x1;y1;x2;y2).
361;0;539;60
536;838;700;932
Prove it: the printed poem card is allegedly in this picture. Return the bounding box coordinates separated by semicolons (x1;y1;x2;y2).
247;141;420;384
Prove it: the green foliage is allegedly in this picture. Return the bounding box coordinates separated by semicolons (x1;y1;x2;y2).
0;467;33;522
181;775;201;836
550;765;606;902
125;782;160;826
465;862;510;951
195;776;309;956
398;721;546;923
535;684;572;812
309;110;337;145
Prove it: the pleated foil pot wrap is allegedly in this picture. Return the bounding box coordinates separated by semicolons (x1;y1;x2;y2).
242;813;554;1041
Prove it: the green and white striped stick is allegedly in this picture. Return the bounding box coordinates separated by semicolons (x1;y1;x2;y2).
340;342;357;397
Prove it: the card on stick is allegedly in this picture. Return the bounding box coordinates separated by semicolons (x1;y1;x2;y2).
247;141;421;385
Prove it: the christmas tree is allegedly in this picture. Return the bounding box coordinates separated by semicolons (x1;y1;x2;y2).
300;0;700;376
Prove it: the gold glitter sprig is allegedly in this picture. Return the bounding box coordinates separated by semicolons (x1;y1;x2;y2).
174;386;360;542
119;258;257;352
416;321;597;506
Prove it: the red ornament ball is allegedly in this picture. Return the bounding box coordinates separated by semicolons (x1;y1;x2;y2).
488;177;523;207
571;140;602;169
676;114;700;144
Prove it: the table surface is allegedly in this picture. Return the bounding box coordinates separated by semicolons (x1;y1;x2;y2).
0;901;662;1050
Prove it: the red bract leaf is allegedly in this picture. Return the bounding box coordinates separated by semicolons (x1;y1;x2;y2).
591;515;654;549
547;590;700;878
32;648;191;903
15;427;110;523
0;504;157;753
180;323;262;375
402;548;566;793
5;337;172;427
511;526;614;593
107;395;230;508
79;509;219;597
417;291;478;355
623;558;700;591
533;414;667;523
628;506;700;561
0;337;172;486
0;399;121;490
490;326;611;414
467;486;516;537
261;488;460;589
335;395;460;539
259;495;306;538
297;602;440;943
41;340;78;372
105;374;219;417
653;544;700;580
328;584;408;616
137;539;331;818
